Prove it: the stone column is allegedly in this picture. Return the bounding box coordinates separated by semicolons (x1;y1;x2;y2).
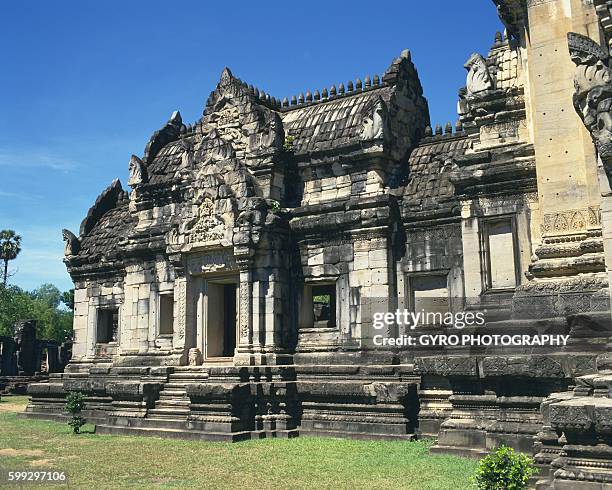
461;200;483;301
173;276;188;354
234;247;255;365
521;1;604;279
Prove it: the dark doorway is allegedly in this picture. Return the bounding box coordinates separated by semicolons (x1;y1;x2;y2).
223;284;237;357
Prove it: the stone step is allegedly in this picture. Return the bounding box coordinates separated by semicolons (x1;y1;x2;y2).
159;393;189;400
162;382;191;390
159;387;189;395
172;366;210;373
167;376;209;384
148;407;190;418
168;373;209;380
154;399;190;408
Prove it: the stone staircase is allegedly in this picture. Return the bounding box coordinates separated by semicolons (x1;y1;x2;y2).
142;367;209;429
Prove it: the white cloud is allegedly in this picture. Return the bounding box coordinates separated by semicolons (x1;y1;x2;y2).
0;190;40;200
0;148;78;172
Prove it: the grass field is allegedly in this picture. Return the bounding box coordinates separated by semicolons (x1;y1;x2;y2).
0;396;477;489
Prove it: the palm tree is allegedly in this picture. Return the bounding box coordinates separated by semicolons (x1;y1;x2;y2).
0;230;22;287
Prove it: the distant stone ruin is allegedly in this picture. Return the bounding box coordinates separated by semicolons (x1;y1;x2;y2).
0;320;71;395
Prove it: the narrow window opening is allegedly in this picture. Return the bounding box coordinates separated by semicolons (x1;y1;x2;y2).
97;308;119;344
159;294;174;336
311;284;336;328
485;218;518;289
410;275;449;325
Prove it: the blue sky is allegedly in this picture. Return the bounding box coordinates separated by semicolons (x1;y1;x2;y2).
0;1;502;292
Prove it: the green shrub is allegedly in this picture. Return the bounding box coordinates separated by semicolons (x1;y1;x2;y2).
472;446;538;490
68;416;86;434
65;391;86;434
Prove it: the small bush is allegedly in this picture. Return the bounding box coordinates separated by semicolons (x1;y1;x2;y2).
472;446;538;490
68;415;86;434
65;391;86;434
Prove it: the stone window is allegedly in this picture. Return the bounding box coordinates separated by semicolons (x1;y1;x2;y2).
159;294;174;336
409;275;449;324
483;217;519;290
96;308;119;344
301;283;337;329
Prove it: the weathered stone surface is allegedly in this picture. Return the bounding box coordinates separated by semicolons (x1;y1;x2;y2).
21;5;612;473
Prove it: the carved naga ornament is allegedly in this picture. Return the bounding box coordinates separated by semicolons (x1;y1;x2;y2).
61;229;80;256
128;154;147;187
568;32;612;169
464;53;494;96
361;98;388;141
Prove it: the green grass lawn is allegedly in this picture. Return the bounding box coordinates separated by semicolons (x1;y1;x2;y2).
0;396;477;489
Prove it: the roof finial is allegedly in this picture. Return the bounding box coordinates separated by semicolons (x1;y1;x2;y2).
435;124;443;136
347;80;354;93
306;90;313;102
282;97;289;108
445;122;453;134
338;83;345;95
425;126;433;137
321;87;329;100
356;78;362;91
298;93;305;104
314;90;321;101
364;75;371;89
373;74;380;86
330;85;337;97
455;120;463;132
290;95;297;106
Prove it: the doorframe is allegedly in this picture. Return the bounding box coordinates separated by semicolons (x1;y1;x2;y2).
197;273;240;363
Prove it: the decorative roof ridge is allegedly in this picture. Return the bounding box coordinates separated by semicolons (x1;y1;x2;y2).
79;179;128;237
164;50;419;137
420;121;467;143
278;49;415;113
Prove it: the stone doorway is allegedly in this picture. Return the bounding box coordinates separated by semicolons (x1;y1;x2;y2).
201;276;239;361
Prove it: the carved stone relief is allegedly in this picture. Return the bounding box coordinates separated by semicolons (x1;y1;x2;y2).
187;197;225;245
128;155;147;187
568;32;612;169
465;53;494;96
541;206;601;236
361;98;388;141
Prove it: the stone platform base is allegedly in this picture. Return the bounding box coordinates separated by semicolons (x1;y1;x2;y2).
1;375;49;395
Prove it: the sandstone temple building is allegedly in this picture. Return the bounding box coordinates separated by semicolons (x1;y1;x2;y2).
25;1;612;487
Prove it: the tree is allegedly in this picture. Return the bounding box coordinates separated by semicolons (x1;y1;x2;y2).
0;284;73;342
0;230;22;287
61;289;75;311
32;283;62;309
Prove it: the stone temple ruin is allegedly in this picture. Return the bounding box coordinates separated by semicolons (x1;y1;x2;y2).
25;0;612;487
0;320;71;395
